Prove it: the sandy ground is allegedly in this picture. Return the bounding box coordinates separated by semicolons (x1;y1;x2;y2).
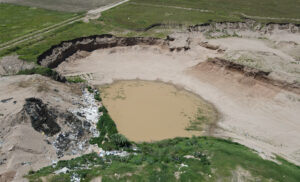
0;75;78;181
209;37;300;84
56;32;300;165
0;56;35;76
100;80;217;142
0;75;101;182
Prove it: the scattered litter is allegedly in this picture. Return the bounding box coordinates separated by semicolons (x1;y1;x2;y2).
184;155;195;159
21;161;32;166
99;150;129;157
179;163;188;169
51;160;58;168
1;97;13;103
54;167;69;174
71;173;81;182
71;89;100;137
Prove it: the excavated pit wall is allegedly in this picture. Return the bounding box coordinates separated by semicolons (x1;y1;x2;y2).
38;34;168;68
37;22;300;93
204;58;300;94
38;22;300;69
188;20;300;33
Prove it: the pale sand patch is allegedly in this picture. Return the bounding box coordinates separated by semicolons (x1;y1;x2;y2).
99;80;217;142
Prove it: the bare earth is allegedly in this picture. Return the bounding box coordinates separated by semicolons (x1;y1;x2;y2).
0;75;101;181
56;31;300;165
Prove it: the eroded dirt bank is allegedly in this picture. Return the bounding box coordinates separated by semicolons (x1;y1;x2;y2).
38;23;300;93
38;34;168;68
52;24;300;166
188;20;300;34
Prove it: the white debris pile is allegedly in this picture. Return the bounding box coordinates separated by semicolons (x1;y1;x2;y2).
71;89;100;137
179;163;188;169
54;167;70;174
99;150;130;157
71;173;81;182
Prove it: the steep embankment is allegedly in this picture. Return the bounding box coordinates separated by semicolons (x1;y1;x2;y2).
37;24;300;93
188;20;300;34
38;34;167;68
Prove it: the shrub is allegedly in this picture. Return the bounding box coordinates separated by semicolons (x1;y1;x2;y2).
88;89;131;150
97;113;118;134
17;67;54;77
94;92;102;101
111;133;131;148
98;106;108;113
66;76;86;83
87;86;94;93
28;170;35;175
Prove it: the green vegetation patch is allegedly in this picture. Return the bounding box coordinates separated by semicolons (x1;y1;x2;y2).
66;75;86;83
89;111;131;150
0;3;78;44
88;89;131;150
3;0;122;12
131;0;300;19
17;66;57;77
0;21;105;62
100;3;241;30
186;109;211;131
26;137;300;182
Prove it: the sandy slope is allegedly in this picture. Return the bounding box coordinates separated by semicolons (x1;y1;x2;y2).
0;75;94;181
56;32;300;165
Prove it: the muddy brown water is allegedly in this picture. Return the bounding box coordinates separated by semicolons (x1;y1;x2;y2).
99;80;217;142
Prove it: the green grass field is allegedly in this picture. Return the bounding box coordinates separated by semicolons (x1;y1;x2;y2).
0;0;122;12
131;0;300;19
26;137;300;182
100;3;241;30
0;3;79;44
0;21;106;62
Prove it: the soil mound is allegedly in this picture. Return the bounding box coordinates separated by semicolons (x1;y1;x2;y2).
24;98;61;136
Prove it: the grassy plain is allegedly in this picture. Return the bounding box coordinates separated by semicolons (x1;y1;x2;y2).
0;3;79;44
26;137;300;182
0;0;122;12
131;0;300;19
100;3;241;30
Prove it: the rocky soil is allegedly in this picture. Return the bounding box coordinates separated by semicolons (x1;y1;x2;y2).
0;56;35;76
0;75;100;181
